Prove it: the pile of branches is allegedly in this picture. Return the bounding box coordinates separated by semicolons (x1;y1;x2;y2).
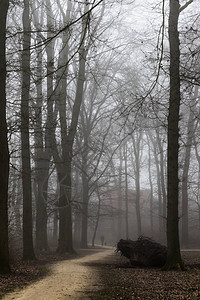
116;236;167;267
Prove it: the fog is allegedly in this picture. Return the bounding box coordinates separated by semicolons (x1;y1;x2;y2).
2;0;200;266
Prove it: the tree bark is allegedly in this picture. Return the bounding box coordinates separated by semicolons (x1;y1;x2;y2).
156;127;167;233
148;131;163;236
0;0;10;273
124;142;129;239
53;209;58;242
56;15;88;252
118;147;123;240
32;1;50;252
57;161;74;253
163;0;184;270
21;0;35;260
147;134;154;237
81;146;89;248
92;188;101;247
181;87;197;247
35;165;49;251
132;132;142;237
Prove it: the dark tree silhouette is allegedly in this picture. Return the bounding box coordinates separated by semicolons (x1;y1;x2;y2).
164;0;193;270
0;0;10;274
21;0;35;260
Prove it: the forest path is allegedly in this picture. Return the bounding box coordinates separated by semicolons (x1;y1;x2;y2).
2;247;115;300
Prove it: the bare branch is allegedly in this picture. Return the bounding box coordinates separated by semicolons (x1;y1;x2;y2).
179;0;193;13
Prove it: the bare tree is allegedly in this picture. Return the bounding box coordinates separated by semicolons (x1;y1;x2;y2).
164;0;194;270
31;0;50;252
21;0;35;260
181;86;198;247
0;0;10;273
148;130;163;236
131;131;143;237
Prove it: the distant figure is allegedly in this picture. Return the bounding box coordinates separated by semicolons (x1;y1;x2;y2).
100;235;104;246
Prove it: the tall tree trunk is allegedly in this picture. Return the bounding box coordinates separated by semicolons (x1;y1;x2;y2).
132;133;142;237
21;0;35;260
56;17;88;253
48;0;75;254
194;123;200;233
32;0;50;252
118;147;123;240
135;162;141;237
123;142;129;239
0;0;10;273
92;188;101;247
48;0;102;253
35;167;49;251
164;0;183;270
15;177;22;234
181;87;197;247
124;142;129;239
81;150;89;248
53;209;58;242
156;127;167;234
147;134;154;237
73;168;81;247
148;131;163;236
57;159;74;253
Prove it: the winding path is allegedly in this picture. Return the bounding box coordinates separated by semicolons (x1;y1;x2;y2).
2;248;114;300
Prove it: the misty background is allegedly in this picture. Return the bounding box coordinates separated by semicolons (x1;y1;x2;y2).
4;0;200;259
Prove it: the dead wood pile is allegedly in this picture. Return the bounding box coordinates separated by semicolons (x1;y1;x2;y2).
116;236;167;267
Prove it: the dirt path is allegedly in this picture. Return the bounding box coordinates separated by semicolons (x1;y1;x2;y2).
2;248;114;300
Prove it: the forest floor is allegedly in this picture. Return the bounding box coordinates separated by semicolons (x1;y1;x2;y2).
0;247;200;299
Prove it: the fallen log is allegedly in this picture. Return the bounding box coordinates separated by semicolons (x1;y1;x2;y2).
116;236;167;267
